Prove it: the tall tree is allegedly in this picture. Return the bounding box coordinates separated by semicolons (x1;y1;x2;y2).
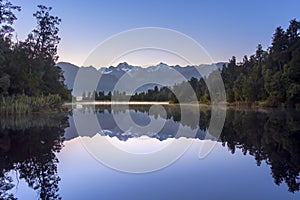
0;0;20;94
18;5;70;99
30;5;61;61
286;19;300;45
0;0;20;37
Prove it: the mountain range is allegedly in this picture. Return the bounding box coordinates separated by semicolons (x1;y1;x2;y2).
57;62;226;96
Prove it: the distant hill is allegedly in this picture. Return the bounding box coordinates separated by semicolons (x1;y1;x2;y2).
57;62;226;96
57;62;79;89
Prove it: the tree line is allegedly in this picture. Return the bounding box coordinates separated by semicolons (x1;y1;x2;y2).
174;19;300;107
0;1;71;101
81;86;179;102
222;19;300;107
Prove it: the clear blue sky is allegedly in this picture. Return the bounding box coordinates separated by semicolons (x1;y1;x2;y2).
10;0;300;66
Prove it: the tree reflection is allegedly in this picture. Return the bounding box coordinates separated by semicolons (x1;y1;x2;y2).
90;105;300;192
0;172;16;200
0;113;69;199
50;104;300;193
220;109;300;192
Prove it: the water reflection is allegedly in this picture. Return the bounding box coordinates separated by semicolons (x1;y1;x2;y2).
0;105;299;199
221;109;300;193
71;104;212;141
71;105;299;192
0;113;69;199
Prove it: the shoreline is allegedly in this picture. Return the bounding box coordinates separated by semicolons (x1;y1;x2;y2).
64;101;170;106
63;101;299;110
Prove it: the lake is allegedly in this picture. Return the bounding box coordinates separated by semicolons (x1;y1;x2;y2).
0;104;299;199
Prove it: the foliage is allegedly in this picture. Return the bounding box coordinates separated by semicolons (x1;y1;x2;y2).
131;86;175;102
221;19;300;107
0;1;71;106
0;0;20;37
80;87;178;103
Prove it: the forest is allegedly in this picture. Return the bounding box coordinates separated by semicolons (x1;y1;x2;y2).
221;19;300;107
0;1;71;113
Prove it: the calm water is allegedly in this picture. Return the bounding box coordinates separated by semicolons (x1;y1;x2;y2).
0;105;299;199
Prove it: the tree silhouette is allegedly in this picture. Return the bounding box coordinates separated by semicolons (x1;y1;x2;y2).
0;113;69;199
220;109;300;192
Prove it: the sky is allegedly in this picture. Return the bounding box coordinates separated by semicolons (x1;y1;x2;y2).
10;0;300;67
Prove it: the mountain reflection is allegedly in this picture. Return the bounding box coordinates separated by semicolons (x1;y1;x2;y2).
0;105;299;199
74;105;299;192
0;113;69;199
72;104;211;141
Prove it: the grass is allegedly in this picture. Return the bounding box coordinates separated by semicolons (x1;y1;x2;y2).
0;94;63;114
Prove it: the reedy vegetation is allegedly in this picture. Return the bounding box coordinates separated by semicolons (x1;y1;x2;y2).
0;94;62;114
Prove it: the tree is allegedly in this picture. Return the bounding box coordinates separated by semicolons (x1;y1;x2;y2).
222;56;237;103
0;3;71;100
286;19;300;44
255;44;264;63
0;0;20;96
0;0;21;37
29;5;61;61
270;27;288;71
14;5;70;99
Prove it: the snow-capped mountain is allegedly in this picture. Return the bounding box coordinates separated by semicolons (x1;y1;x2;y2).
57;61;226;96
